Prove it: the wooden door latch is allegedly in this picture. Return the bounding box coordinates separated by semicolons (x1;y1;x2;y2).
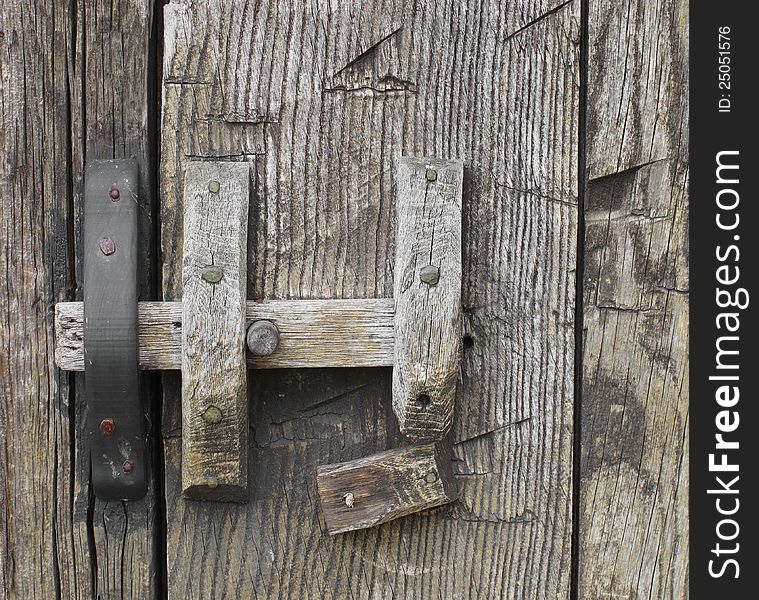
55;156;464;534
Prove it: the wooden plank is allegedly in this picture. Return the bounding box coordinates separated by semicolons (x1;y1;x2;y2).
579;0;689;597
393;157;463;442
2;2;159;597
317;443;456;535
55;299;395;370
181;162;250;500
160;1;578;597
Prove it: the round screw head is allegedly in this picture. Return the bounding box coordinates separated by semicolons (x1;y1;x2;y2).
208;180;220;194
419;265;440;285
201;267;223;284
425;168;437;182
246;320;280;356
202;405;223;424
99;418;115;436
99;237;116;256
109;186;120;201
122;459;135;474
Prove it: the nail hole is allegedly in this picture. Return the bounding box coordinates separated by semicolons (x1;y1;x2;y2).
415;394;431;409
463;335;474;349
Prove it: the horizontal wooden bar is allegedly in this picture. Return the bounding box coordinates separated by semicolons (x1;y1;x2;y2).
55;299;395;371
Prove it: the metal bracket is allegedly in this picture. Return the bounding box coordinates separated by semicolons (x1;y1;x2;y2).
84;159;147;500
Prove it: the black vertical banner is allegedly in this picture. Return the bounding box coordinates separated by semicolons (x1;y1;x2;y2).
691;3;757;598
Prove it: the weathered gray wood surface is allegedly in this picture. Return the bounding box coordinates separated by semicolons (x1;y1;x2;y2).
393;157;463;442
160;0;579;598
181;162;250;500
317;443;456;535
1;1;159;598
579;0;689;597
55;299;395;370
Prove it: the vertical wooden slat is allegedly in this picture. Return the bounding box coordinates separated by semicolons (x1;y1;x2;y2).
181;162;250;501
579;0;689;596
393;156;463;441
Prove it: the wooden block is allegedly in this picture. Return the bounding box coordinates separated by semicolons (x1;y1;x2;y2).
181;162;249;501
54;298;395;371
316;443;456;535
393;157;463;441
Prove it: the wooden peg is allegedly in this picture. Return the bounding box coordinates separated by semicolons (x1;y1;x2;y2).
316;443;456;535
393;157;463;441
181;162;250;501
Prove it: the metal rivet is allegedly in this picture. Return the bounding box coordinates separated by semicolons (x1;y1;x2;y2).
109;186;120;201
99;237;116;256
425;168;437;182
343;492;355;508
425;472;438;484
207;478;219;489
419;265;440;285
202;405;223;424
246;320;280;356
122;459;135;474
208;180;220;194
201;267;223;284
99;418;115;436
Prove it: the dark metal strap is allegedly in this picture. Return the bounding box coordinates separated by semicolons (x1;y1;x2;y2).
84;159;147;499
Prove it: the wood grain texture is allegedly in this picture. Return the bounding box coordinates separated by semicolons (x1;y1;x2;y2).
393;157;462;442
317;443;456;535
2;1;159;598
181;162;250;500
579;0;689;597
160;0;579;597
55;298;395;370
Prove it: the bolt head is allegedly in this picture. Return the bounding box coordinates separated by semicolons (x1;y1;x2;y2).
208;180;220;194
202;405;223;424
99;237;116;256
201;267;224;284
419;265;440;285
246;320;280;356
122;459;135;474
109;186;120;201
425;168;437;182
425;472;438;484
99;418;115;436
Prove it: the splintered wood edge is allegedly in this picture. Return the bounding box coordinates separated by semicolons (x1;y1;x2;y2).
54;298;396;371
316;443;456;535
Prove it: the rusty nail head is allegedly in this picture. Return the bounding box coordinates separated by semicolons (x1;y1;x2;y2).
208;180;220;194
99;237;116;256
109;185;120;201
99;418;115;436
122;459;134;474
425;168;437;182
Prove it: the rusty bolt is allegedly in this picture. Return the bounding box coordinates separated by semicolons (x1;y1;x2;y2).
99;418;115;436
425;168;437;182
109;186;120;201
208;180;220;194
122;459;135;474
419;265;440;285
246;320;280;356
99;237;116;256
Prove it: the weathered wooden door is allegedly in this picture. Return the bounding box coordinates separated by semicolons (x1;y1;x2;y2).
1;0;687;598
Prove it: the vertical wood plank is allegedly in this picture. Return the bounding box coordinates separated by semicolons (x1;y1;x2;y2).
393;156;463;441
317;443;456;534
181;162;250;500
580;0;689;597
160;1;579;597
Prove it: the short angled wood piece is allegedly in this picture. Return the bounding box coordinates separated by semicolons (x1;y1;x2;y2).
316;444;456;535
181;162;250;501
393;156;463;441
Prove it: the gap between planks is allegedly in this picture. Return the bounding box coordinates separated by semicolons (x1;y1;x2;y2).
55;299;395;370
